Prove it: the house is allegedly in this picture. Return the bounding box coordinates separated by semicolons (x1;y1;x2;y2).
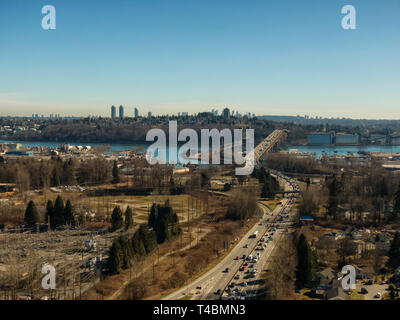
326;287;349;300
350;229;363;240
314;267;338;292
355;265;374;280
299;216;314;224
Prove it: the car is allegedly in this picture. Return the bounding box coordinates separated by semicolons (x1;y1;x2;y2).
244;244;248;248
234;274;240;280
243;262;248;266
249;264;254;268
242;254;246;259
364;280;373;285
361;288;368;294
240;266;246;271
196;285;202;290
234;256;240;260
224;267;230;273
253;269;258;274
215;289;221;295
374;292;381;299
242;282;248;287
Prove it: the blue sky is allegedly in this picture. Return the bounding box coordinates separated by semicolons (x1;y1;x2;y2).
0;0;399;118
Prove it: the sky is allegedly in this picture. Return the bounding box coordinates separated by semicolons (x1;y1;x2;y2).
0;0;399;119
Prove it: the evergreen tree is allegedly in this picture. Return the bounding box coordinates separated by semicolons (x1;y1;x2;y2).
78;213;86;226
388;232;400;270
52;195;65;229
295;234;313;289
118;236;134;269
139;225;157;254
112;161;120;184
169;175;178;195
111;206;124;231
64;200;75;227
148;203;157;229
131;231;147;257
24;200;39;229
108;239;123;274
125;206;134;230
51;168;60;187
148;201;180;244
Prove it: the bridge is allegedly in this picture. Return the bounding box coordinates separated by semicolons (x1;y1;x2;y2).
253;129;288;165
241;129;288;173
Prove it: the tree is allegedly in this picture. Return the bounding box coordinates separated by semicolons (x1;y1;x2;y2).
24;201;39;229
78;213;86;226
63;200;75;227
45;200;54;227
393;182;400;221
108;239;123;274
112;161;120;184
132;230;147;257
125;206;134;230
52;195;65;229
295;234;313;289
388;232;400;270
148;201;181;244
118;236;134;269
111;206;124;231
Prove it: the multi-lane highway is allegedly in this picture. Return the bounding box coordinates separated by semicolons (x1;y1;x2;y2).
163;173;299;301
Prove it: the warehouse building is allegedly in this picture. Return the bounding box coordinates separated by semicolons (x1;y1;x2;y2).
307;132;335;146
335;134;359;146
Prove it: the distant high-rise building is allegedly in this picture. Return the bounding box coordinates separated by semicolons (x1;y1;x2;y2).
119;105;124;119
223;108;230;119
111;105;116;119
148;112;152;118
134;107;139;118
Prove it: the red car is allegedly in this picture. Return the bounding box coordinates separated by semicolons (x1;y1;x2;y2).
240;266;246;271
235;256;240;260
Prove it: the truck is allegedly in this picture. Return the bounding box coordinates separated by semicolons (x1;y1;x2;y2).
250;231;258;238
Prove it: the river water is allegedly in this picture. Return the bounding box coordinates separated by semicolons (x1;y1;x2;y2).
285;145;400;158
3;139;400;160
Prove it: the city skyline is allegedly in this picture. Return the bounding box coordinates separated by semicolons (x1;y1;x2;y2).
0;0;399;119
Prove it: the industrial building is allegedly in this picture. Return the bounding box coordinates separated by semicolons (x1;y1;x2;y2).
307;132;335;146
335;134;359;146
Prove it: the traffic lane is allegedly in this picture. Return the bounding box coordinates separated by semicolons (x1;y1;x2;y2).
201;225;270;299
166;219;267;299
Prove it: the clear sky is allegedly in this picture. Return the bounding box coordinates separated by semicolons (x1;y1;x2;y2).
0;0;399;118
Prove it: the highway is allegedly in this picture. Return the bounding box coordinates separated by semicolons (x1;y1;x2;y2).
163;173;298;300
